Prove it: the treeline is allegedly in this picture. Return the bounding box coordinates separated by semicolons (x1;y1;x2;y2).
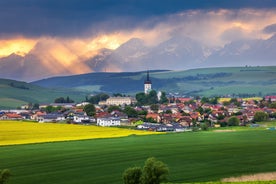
54;96;74;103
9;82;29;90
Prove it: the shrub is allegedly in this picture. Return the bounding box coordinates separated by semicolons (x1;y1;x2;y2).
228;116;240;126
254;111;269;122
122;167;142;184
122;157;169;184
140;157;169;184
0;169;11;184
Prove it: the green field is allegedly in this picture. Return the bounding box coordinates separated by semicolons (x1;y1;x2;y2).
1;130;276;184
0;79;87;109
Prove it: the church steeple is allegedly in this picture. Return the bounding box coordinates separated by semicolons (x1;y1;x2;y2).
144;70;152;94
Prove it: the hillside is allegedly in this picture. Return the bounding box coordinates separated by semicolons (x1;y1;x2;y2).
0;79;86;109
1;66;275;108
32;66;276;97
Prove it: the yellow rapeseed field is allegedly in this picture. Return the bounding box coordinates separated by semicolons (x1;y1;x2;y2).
0;121;161;146
219;97;262;103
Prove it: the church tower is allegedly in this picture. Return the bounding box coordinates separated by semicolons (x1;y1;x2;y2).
144;70;152;94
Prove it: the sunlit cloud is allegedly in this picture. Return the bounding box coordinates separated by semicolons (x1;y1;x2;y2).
0;38;37;57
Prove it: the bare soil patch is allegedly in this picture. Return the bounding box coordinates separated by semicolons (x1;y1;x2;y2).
222;172;276;182
213;130;236;132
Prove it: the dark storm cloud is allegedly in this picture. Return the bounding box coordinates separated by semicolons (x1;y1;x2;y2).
0;0;276;38
263;23;276;34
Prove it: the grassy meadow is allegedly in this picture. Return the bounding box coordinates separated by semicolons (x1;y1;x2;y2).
1;121;276;184
0;79;87;109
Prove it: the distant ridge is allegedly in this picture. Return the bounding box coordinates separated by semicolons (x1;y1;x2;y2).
32;66;276;97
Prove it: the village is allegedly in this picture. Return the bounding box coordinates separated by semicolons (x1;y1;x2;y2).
1;72;276;132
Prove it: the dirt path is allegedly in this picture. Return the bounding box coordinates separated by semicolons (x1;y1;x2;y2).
221;172;276;182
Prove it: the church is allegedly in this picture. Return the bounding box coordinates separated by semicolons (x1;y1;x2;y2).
144;71;152;94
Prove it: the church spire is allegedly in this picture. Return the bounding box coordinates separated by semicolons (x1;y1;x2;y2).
145;70;151;83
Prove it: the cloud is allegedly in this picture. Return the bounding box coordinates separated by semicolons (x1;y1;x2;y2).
135;9;276;47
1;8;276;78
263;23;276;34
0;0;276;38
0;38;37;57
221;27;247;42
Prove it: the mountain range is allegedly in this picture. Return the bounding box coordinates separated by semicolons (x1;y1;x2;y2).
0;34;275;82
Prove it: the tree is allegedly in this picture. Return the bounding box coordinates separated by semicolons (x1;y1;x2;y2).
138;110;147;116
122;167;142;184
83;104;96;116
159;91;168;104
45;105;55;113
201;97;209;104
227;116;240;126
209;97;219;105
200;122;209;131
88;93;109;104
136;93;147;106
270;112;276;119
136;91;158;105
230;98;241;106
269;102;276;109
122;157;169;184
124;106;138;118
148;90;158;104
107;105;121;113
254;111;269;122
150;104;159;112
0;169;11;184
140;157;169;184
113;93;124;97
54;97;74;103
32;103;40;110
195;106;204;115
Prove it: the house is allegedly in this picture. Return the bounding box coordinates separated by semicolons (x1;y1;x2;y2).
137;122;188;132
31;111;46;121
176;97;192;103
38;113;65;123
177;116;192;127
137;122;160;131
161;114;174;124
265;96;276;102
97;117;121;126
73;115;91;124
0;113;23;120
50;103;76;108
99;97;137;106
146;113;161;123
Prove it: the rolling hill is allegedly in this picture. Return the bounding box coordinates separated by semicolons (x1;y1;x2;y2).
1;66;275;109
0;79;87;109
32;66;276;97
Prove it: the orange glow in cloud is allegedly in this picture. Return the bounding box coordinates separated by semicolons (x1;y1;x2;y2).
86;34;129;50
0;38;37;57
25;34;131;75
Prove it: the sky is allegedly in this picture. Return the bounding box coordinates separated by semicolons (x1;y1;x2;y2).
0;0;276;76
